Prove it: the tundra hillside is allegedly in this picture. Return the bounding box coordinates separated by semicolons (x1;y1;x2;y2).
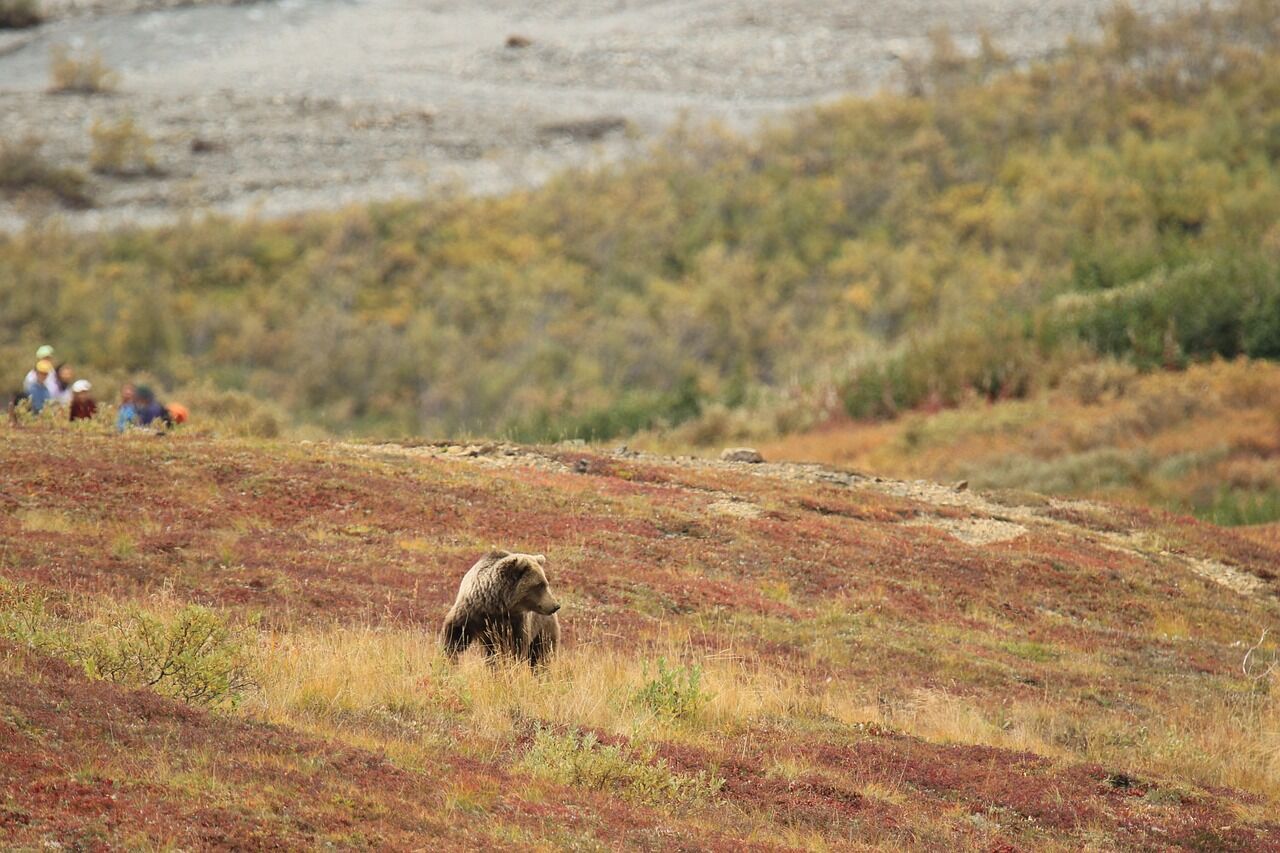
2;422;1279;848
3;2;1278;440
758;359;1280;530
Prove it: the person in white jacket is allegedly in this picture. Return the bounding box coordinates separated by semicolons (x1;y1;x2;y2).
22;345;61;400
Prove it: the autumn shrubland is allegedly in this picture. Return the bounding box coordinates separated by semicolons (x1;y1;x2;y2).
760;358;1280;529
2;421;1280;848
3;1;1278;443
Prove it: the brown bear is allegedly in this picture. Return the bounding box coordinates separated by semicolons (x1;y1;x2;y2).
440;550;561;667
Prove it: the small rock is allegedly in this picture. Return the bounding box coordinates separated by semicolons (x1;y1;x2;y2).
721;447;764;464
537;116;630;142
506;34;533;49
190;137;224;154
573;459;590;474
953;480;969;492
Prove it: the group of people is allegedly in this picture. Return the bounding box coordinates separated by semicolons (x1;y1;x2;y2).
15;345;96;421
10;344;188;432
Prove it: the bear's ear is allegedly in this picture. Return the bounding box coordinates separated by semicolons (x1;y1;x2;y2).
532;554;546;566
495;555;531;582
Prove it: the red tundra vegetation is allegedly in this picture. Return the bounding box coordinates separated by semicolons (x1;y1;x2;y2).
2;425;1278;849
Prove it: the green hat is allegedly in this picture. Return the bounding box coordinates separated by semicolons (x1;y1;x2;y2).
35;345;54;359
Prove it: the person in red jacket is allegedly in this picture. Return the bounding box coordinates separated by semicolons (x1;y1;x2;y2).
69;380;98;422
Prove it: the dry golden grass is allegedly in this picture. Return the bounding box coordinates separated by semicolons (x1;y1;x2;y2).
237;619;1280;806
246;623;841;747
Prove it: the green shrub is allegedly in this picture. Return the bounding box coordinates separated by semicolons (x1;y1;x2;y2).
631;657;707;720
0;582;64;651
521;727;722;806
1243;288;1280;360
1193;488;1280;527
1050;257;1280;369
963;448;1153;495
0;582;252;709
81;605;252;707
841;323;1042;420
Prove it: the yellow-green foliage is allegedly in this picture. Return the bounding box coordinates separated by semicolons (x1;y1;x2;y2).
3;1;1279;439
48;45;118;95
631;657;707;719
521;727;723;806
89;117;157;177
81;604;252;707
0;582;252;708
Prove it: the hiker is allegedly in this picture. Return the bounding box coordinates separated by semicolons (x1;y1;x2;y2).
54;363;76;405
116;383;138;432
69;380;97;421
22;359;54;414
134;385;173;430
23;345;60;400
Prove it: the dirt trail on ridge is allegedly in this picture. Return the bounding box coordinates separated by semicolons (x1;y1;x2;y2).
337;439;1280;601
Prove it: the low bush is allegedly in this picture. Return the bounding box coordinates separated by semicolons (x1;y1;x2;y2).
0;581;60;650
0;138;93;208
82;605;252;707
89;117;159;177
174;383;286;438
1193;487;1280;527
632;657;707;719
48;45;118;94
0;582;252;709
963;447;1154;495
521;727;722;806
1050;257;1280;369
1059;358;1139;406
841;322;1043;420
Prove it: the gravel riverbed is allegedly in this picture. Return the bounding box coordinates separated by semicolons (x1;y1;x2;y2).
0;0;1205;230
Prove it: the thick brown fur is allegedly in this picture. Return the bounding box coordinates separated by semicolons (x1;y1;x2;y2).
440;550;561;667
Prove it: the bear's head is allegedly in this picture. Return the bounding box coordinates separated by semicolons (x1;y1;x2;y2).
499;553;561;616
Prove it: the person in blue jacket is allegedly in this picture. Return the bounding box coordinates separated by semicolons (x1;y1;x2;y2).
23;359;54;414
134;385;173;430
116;383;138;432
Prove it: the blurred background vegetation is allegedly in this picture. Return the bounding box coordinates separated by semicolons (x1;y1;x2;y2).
2;1;1278;455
